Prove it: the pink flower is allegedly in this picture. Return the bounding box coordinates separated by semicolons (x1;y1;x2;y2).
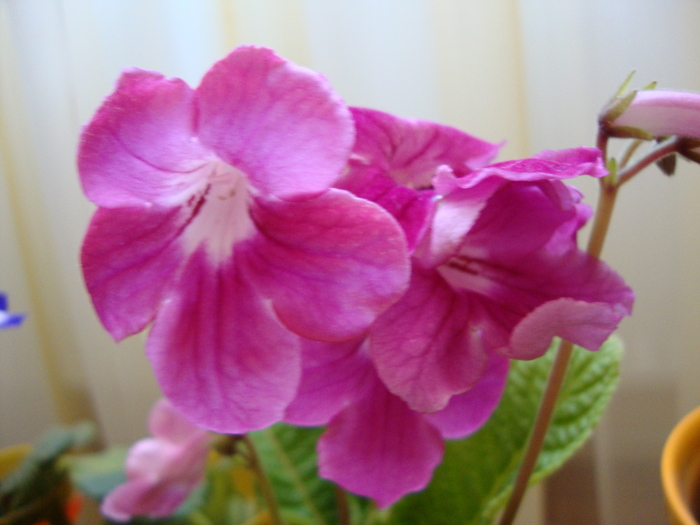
344;108;634;413
101;399;211;521
284;339;509;507
79;47;410;433
612;90;700;139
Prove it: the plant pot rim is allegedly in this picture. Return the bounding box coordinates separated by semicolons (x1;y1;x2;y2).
662;404;700;525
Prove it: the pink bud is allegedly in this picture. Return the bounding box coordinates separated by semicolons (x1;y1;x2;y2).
613;90;700;139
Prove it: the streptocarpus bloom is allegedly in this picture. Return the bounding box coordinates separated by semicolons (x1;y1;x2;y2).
0;292;24;329
284;339;509;507
102;398;211;521
344;108;634;413
78;47;409;432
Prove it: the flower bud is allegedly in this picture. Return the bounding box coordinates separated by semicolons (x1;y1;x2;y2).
612;90;700;140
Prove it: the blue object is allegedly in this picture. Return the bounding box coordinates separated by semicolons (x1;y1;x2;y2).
0;292;25;329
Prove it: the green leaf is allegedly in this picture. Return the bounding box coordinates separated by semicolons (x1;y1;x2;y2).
68;447;128;501
249;425;335;525
386;336;623;525
250;424;369;525
1;422;96;512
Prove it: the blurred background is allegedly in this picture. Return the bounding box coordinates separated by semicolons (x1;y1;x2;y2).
1;1;699;523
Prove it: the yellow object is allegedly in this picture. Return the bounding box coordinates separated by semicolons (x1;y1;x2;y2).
0;444;31;479
662;405;700;524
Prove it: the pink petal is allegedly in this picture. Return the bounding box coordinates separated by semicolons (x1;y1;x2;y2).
284;338;374;426
146;248;301;433
441;232;633;359
149;398;202;445
336;167;437;253
101;478;192;521
242;189;410;342
124;439;175;478
370;267;488;413
454;147;607;190
318;373;444;508
424;354;509;439
441;182;634;357
196;46;354;198
81;206;186;341
414;177;497;268
426;160;598;268
459;181;584;264
162;432;211;486
350;107;501;187
78;69;210;208
613;90;700;138
448;249;634;334
508;298;627;359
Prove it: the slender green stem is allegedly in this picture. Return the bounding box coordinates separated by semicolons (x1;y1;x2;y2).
497;158;621;525
497;341;574;525
596;128;609;159
239;435;284;525
586;180;619;259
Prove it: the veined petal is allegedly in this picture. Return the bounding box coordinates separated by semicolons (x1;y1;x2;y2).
318;373;444;508
81;206;187;341
78;69;210;208
370;267;488;413
146;248;301;433
454;147;607;190
445;247;634;330
508;299;627;359
459;181;584;265
350;107;501;187
613;90;700;138
242;189;410;342
284;338;374;426
336;167;437;253
196;46;353;198
424;354;509;439
440;180;634;359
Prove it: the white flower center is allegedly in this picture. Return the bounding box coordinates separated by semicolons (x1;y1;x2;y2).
182;162;256;264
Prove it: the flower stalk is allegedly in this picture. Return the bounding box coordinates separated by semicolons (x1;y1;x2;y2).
617;136;683;186
497;125;676;525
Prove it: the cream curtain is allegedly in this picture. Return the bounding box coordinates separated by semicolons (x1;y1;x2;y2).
1;1;699;523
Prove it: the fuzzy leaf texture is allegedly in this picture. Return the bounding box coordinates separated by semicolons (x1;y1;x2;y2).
250;425;370;525
386;336;623;525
